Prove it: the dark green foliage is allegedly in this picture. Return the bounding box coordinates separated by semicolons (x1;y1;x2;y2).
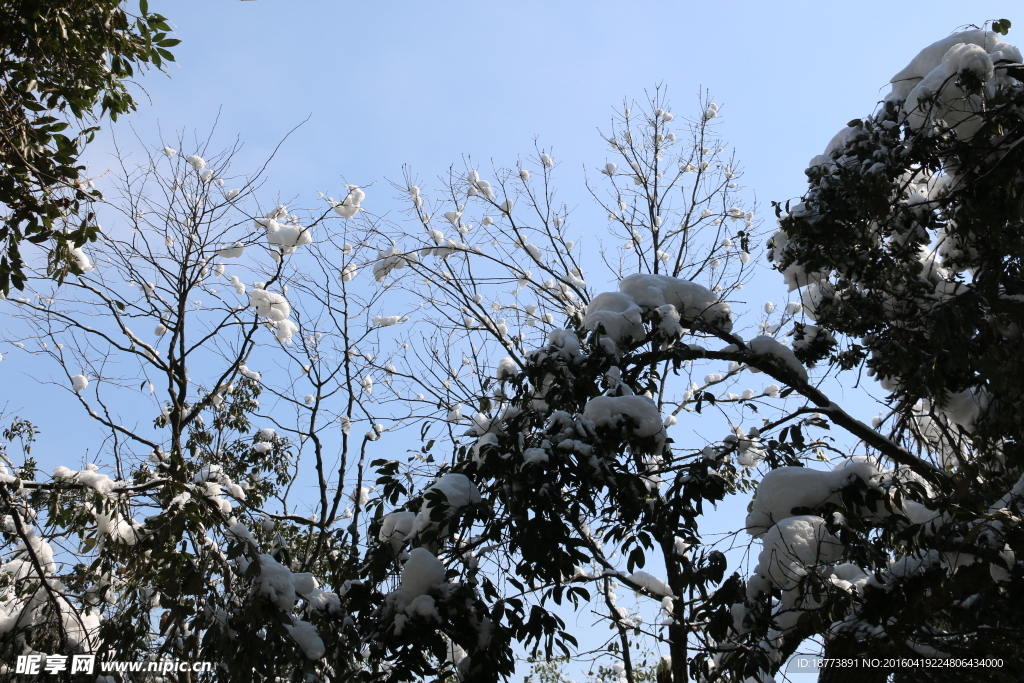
0;1;177;293
721;28;1024;679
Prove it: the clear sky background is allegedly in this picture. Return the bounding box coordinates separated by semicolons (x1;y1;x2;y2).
3;1;1018;680
82;1;1014;222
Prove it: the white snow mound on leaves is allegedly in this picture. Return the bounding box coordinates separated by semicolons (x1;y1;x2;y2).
401;547;446;599
618;273;732;332
412;473;481;535
746;457;884;536
584;291;646;345
583;394;664;438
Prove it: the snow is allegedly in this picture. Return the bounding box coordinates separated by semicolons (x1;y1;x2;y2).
243;288;296;340
215;242;245;258
400;547;446;598
271;318;296;344
729;426;765;467
746;459;884;537
239;365;261;381
496;356;518;379
872;550;943;586
826;563;871;595
256;216;312;255
472;432;500;464
351;486;371;506
249;289;291;321
543;329;583;360
872;30;1020;141
293;572;319;596
748;336;807;382
71;374;89;392
379;511;416;549
256;553;299;610
889;30;1020;100
749;515;842;594
412;473;482;536
286;619;326;659
246;516;272;538
55;599;100;652
523;447;549;465
373;315;408;327
341;262;359;282
583;291;646;345
618;273;732;332
306;587;342;613
583;395;664;438
373;246;417;281
939;388;986;430
627;570;674;597
53;465;118;496
70;245;94;272
332;185;365;219
909;390;988;466
185;155;206;171
96;511;143;545
990;546;1015;582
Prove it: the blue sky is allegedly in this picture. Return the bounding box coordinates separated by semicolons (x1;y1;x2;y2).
91;1;1015;223
4;2;1018;680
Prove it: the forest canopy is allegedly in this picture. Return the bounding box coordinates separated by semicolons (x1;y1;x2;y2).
0;17;1022;683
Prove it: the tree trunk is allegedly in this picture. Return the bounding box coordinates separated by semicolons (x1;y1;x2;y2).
668;621;687;682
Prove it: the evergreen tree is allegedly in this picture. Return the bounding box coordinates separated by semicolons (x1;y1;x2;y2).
0;0;178;294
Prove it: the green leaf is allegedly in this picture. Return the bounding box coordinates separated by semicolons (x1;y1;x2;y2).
627;546;646;572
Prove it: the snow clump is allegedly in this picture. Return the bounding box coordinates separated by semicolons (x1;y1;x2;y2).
627;570;674;597
583;395;664;439
748;335;808;382
248;288;299;344
330;186;365;219
69;244;94;273
411;473;481;537
249;289;291;320
748;515;843;594
746;457;886;536
379;511;416;550
286;619;326;659
495;357;519;380
889;30;1021;137
618;273;732;332
583;292;646;347
255;206;312;255
400;547;446;599
215;242;245;259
